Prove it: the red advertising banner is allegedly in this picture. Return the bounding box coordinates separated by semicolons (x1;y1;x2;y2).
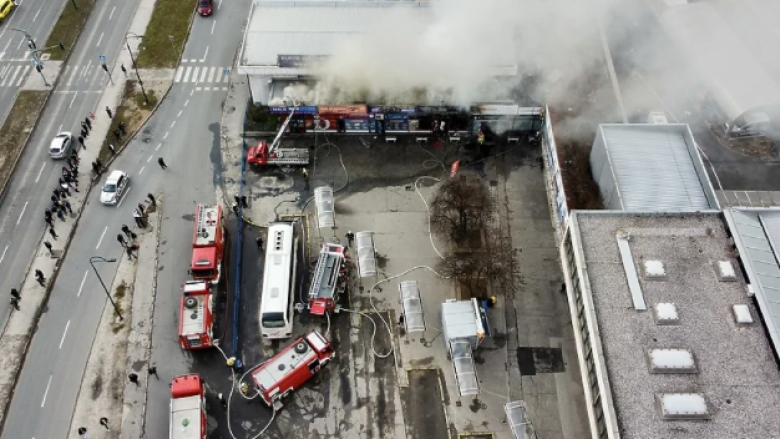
318;105;368;116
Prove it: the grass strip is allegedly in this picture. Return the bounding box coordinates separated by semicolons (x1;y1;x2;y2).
98;81;158;163
44;0;99;61
0;91;49;193
135;0;195;68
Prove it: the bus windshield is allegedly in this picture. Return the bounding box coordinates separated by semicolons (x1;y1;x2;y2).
261;312;286;328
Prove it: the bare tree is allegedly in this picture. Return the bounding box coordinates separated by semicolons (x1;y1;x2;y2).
439;230;522;298
429;173;493;243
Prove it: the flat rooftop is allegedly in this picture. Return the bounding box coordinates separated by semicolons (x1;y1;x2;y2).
574;212;780;438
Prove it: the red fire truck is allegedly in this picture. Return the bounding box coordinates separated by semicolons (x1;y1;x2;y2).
178;281;216;350
247;106;310;167
169;374;207;439
308;243;350;315
190;204;227;284
251;331;335;406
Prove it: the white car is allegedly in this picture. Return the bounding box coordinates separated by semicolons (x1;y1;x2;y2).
49;132;73;159
100;170;129;205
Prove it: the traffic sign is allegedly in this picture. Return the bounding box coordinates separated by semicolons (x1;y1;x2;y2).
99;54;106;62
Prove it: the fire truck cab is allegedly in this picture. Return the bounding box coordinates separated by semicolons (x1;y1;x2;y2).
246;106;310;167
169;374;207;439
178;281;215;349
251;331;334;406
190;205;226;284
308;243;350;315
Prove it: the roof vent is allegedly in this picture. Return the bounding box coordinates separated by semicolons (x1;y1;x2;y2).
715;260;737;282
643;260;667;280
656;393;710;420
654;303;679;325
732;304;754;325
647;349;698;373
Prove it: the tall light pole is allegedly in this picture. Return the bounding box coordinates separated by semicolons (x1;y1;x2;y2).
89;256;124;321
125;32;148;105
10;28;36;50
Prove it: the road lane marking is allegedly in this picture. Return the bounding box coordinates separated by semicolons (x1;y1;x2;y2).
156;142;161;151
147;155;153;163
204;87;210;91
177;110;182;118
41;375;52;407
58;124;63;133
222;74;229;83
190;89;194;96
190;66;200;83
16;39;23;50
196;87;202;91
15;66;28;86
2;39;10;52
16;201;27;225
82;60;92;77
207;67;216;83
163;132;169;139
59;320;70;349
32;7;41;22
78;271;88;297
0;245;8;266
211;21;216;35
174;66;183;82
117;186;130;207
97;32;104;47
199;67;208;82
109;6;116;20
182;66;192;82
69;91;77;108
201;47;209;63
219;0;222;8
5;65;20;86
35;162;46;183
171;120;176;128
184;99;189;107
139;166;145;175
96;226;107;249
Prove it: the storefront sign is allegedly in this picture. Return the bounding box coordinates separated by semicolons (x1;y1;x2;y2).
268;105;318;115
318;105;368;116
277;55;329;68
473;104;520;116
385;113;410;132
344;117;369;132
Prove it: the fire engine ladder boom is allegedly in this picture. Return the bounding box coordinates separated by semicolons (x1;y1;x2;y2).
268;107;296;156
309;251;329;300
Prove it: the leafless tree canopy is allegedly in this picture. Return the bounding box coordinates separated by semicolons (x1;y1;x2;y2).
439;231;522;297
429;173;493;243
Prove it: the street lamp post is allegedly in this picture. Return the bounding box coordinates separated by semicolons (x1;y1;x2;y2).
10;28;36;50
89;256;124;320
125;32;149;105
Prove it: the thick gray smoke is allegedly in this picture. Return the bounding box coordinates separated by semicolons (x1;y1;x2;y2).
276;0;617;109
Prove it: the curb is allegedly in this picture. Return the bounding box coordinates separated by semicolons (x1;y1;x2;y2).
0;0;100;206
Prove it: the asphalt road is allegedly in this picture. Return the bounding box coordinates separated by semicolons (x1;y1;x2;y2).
0;0;63;125
0;0;144;438
0;0;137;329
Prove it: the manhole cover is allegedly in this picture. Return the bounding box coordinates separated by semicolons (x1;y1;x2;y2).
259;177;276;187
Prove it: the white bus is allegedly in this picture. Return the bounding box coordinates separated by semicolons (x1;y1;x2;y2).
259;222;298;339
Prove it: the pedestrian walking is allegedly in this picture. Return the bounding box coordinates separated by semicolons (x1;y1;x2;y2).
69;180;79;192
78;135;85;149
81;128;88;139
56;208;65;222
121;224;131;237
398;313;405;327
218;393;227;409
50;194;58;204
35;269;45;286
60;184;71;197
10;297;19;311
345;231;355;247
117;234;126;247
45;215;53;227
148;365;158;379
302;168;309;181
70;150;80;163
147;193;156;207
11;289;20;301
99;417;109;430
85;117;92;130
240;195;248;208
63;200;72;214
106;106;113;118
118;121;127;135
121;64;127;75
44;240;53;255
91;161;100;175
128;373;139;385
49;227;58;240
81;121;88;133
132;209;143;228
113;128;122;142
95;158;103;170
137;203;145;215
78;426;87;437
256;235;264;251
126;245;135;260
157;157;167;169
108;144;116;156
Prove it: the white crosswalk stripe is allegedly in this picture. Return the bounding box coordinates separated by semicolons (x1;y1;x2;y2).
16;66;29;86
207;67;215;83
190;67;200;83
199;67;208;83
175;66;184;82
183;66;192;83
173;66;231;87
0;62;116;88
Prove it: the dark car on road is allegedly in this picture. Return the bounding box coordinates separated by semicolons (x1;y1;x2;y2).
198;0;213;16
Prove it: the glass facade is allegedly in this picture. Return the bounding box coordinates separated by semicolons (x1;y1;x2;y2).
563;233;609;439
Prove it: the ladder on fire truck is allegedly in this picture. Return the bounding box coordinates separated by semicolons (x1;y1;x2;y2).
266;104;309;166
195;205;218;244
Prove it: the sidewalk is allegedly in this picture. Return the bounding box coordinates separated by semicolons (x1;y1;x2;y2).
0;0;167;432
66;208;160;439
